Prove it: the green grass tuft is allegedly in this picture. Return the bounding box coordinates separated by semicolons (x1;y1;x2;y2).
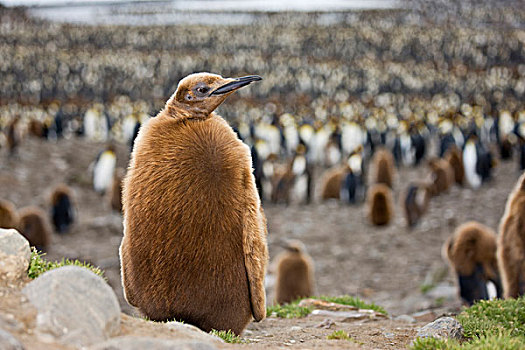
266;300;312;318
28;248;104;279
210;329;244;343
411;296;525;349
457;296;525;339
317;295;388;315
412;332;525;350
327;330;352;340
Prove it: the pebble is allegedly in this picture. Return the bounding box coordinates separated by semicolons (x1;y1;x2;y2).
393;315;416;323
22;265;121;347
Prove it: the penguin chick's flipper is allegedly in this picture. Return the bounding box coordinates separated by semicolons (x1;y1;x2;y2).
242;166;269;322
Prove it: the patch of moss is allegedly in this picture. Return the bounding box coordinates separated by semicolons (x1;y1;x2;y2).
266;300;312;318
28;248;104;279
412;296;525;349
327;330;351;340
317;295;388;315
210;329;244;343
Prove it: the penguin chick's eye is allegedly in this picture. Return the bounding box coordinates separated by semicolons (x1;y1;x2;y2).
195;86;210;96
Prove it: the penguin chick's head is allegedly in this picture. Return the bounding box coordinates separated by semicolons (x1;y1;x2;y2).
168;73;262;119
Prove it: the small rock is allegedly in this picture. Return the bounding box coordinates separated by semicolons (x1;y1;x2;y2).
22;265;121;347
88;336;217;350
165;322;223;343
394;315;416;323
411;310;437;323
289;326;302;332
415;317;464;341
383;332;395;339
0;229;31;281
315;318;335;329
310;309;388;321
0;329;24;350
298;298;357;311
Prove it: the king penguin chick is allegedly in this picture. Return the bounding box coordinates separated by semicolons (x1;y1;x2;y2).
274;240;315;305
120;73;268;335
109;167;125;212
0;199;19;229
402;182;431;228
92;144;117;195
497;172;525;298
443;221;502;305
50;184;75;234
371;148;395;188
367;183;393;226
18;206;52;252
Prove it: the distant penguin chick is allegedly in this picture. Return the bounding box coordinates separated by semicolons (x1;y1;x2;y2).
109;167;125;212
497;172;525;298
444;146;464;185
402;182;431;228
443;221;502;305
0;199;19;229
50;184;75;234
274;240;315;305
371;148;395;188
18;206;52;252
120;73;268;335
367;183;393;226
93;144;117;195
320;165;347;200
427;158;454;195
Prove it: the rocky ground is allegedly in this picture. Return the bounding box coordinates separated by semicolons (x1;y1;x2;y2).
0;136;521;348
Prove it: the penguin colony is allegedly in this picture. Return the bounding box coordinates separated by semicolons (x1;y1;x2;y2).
120;73;268;335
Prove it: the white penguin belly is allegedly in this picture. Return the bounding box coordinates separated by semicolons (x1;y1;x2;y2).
93;153;116;193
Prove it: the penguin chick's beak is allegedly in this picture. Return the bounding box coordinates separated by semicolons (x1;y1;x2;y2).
210;75;262;96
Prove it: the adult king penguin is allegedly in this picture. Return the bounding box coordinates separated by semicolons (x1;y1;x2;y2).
120;73;268;335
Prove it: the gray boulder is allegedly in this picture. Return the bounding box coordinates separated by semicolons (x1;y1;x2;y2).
0;229;31;280
22;265;121;347
88;336;218;350
415;316;464;341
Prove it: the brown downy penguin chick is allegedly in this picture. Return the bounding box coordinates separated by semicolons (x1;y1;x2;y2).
402;182;432;228
109;167;125;212
18;206;52;252
274;240;315;305
444;146;464;185
443;221;502;305
320;165;348;200
497;172;525;298
371;148;395;188
6;115;21;157
50;184;75;234
120;73;268;335
427;158;454;195
367;183;393;226
0;199;19;229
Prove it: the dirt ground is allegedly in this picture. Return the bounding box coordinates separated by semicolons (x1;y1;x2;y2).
0;135;521;348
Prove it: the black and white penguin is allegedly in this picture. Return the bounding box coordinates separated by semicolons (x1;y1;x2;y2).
340;147;366;204
92;145;117;195
463;134;493;189
289;144;313;204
